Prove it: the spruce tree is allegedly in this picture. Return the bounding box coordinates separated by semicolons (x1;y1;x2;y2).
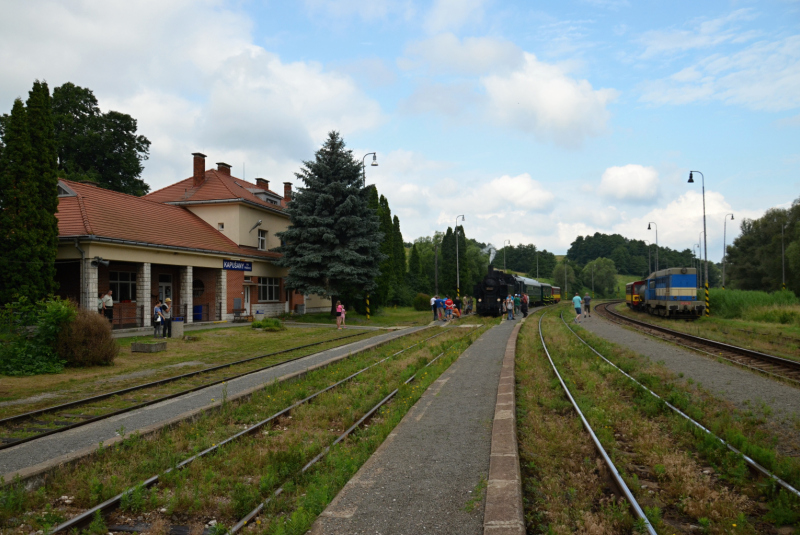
456;225;468;296
408;243;421;292
26;81;59;296
440;227;456;296
0;99;40;304
275;131;384;312
374;194;396;305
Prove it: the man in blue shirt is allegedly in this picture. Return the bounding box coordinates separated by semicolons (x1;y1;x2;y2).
572;292;583;324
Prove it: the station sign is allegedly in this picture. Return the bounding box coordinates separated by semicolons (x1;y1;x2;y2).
223;260;252;271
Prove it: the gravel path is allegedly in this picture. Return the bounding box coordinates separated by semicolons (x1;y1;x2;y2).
309;316;520;535
578;313;800;423
0;326;426;479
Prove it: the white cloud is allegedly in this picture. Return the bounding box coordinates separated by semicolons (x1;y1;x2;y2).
424;0;488;34
0;1;383;190
640;35;800;111
638;9;758;58
482;53;618;147
598;165;659;202
303;0;414;22
401;34;523;75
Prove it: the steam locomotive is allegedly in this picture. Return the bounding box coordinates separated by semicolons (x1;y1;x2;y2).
473;265;554;316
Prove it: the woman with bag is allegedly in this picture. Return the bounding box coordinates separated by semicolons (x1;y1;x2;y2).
153;299;164;337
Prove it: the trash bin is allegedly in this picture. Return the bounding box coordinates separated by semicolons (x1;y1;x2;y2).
171;317;184;338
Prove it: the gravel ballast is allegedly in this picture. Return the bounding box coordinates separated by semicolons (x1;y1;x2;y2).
309;317;520;535
578;313;800;423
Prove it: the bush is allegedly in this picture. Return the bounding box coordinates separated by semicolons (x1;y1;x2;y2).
251;318;286;331
0;297;74;376
707;288;799;319
56;307;118;367
413;293;431;311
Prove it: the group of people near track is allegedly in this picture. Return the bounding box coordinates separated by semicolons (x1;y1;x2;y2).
572;292;592;323
430;295;473;321
502;293;531;320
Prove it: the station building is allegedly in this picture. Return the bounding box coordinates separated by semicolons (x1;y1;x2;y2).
54;152;330;328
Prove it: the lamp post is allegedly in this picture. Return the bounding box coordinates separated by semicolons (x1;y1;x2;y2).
503;240;511;270
698;231;705;290
455;215;465;299
723;213;734;289
688;171;709;316
647;222;658;272
361;152;378;186
361;152;378;319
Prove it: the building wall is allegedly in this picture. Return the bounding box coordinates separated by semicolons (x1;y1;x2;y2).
238;205;288;250
184;203;240;244
192;267;219;321
305;293;332;314
227;269;245;314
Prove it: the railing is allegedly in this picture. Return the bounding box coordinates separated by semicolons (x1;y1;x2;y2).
107;305;144;330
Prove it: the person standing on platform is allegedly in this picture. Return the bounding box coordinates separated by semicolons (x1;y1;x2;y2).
583;293;592;318
153;299;163;337
514;294;520;315
572;292;583;324
506;294;514;320
521;293;529;318
430;295;438;322
454;296;462;318
101;290;114;324
162;297;172;338
444;296;454;320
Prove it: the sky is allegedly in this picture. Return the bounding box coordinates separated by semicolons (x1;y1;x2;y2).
1;0;799;262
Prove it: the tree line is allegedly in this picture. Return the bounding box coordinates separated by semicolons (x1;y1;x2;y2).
726;197;800;293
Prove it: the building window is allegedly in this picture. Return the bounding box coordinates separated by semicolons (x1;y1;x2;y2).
258;229;267;250
258;277;280;302
110;271;137;302
218;222;224;230
193;280;205;298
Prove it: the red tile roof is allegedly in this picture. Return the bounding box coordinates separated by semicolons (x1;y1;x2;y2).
57;180;281;260
145;169;287;213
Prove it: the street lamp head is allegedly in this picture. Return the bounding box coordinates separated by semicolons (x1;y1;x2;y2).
647;223;651;230
688;172;694;183
730;214;734;220
371;154;378;167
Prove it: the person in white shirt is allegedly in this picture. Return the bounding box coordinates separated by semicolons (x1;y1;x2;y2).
430;295;438;322
101;290;114;323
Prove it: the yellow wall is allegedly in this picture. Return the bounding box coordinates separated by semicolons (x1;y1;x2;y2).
58;242;222;268
185;203;240;243
238;205;288;250
306;293;332;308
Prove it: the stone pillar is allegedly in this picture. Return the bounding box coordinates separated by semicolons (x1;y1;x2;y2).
216;269;228;321
81;258;98;311
181;266;193;324
137;262;151;327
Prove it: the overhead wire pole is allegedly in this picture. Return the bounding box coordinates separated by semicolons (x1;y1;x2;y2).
643;240;651;275
723;213;734;289
455;215;465;299
361;152;378;320
647;222;658;272
698;231;705;290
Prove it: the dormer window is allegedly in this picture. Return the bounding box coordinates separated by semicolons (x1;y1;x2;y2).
57;181;77;197
258;229;267;251
218;222;224;231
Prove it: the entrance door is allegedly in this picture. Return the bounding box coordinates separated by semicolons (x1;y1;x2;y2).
244;286;251;314
158;274;172;304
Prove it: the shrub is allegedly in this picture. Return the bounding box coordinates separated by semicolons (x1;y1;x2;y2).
56;307;118;367
707;288;799;319
251;318;286;331
0;297;74;376
413;293;431;311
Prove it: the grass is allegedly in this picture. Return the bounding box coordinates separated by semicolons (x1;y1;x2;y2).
0;326;379;421
526;304;800;532
284;306;433;327
1;323;492;532
708;289;799;320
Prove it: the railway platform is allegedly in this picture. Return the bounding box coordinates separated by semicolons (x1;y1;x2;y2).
0;326;426;483
309;316;521;535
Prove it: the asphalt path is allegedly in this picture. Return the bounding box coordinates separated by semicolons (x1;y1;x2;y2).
309;315;520;535
0;326;426;479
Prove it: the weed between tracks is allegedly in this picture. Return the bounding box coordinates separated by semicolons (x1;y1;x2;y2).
521;307;800;533
0;323;490;533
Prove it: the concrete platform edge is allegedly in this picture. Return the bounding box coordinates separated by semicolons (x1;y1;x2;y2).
483;319;525;535
2;329;420;489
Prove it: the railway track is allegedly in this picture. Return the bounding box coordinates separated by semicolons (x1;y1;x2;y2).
43;326;479;534
0;329;380;449
595;301;800;385
537;313;657;534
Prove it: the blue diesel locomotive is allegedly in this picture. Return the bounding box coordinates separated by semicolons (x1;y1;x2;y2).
642;267;705;318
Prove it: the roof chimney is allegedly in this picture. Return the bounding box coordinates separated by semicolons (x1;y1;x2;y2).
192;152;206;187
216;162;232;176
255;178;269;191
283;182;292;201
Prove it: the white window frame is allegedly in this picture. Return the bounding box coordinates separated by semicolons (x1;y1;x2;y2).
257;229;267;251
258;277;280;302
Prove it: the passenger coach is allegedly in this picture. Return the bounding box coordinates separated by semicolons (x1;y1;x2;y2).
625;280;646;310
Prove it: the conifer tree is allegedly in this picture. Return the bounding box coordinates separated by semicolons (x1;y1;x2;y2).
392;215;406;280
456;225;468;296
408;243;421;291
276;131;383;312
374;194;396;305
26;81;59;296
0;99;40;304
440;227;456;296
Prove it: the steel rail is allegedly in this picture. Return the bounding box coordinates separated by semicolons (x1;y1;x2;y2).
0;330;377;449
597;302;800;372
228;327;479;533
538;312;657;535
50;328;450;534
560;313;800;499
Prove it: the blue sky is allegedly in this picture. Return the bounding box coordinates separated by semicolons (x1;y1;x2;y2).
1;0;798;260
